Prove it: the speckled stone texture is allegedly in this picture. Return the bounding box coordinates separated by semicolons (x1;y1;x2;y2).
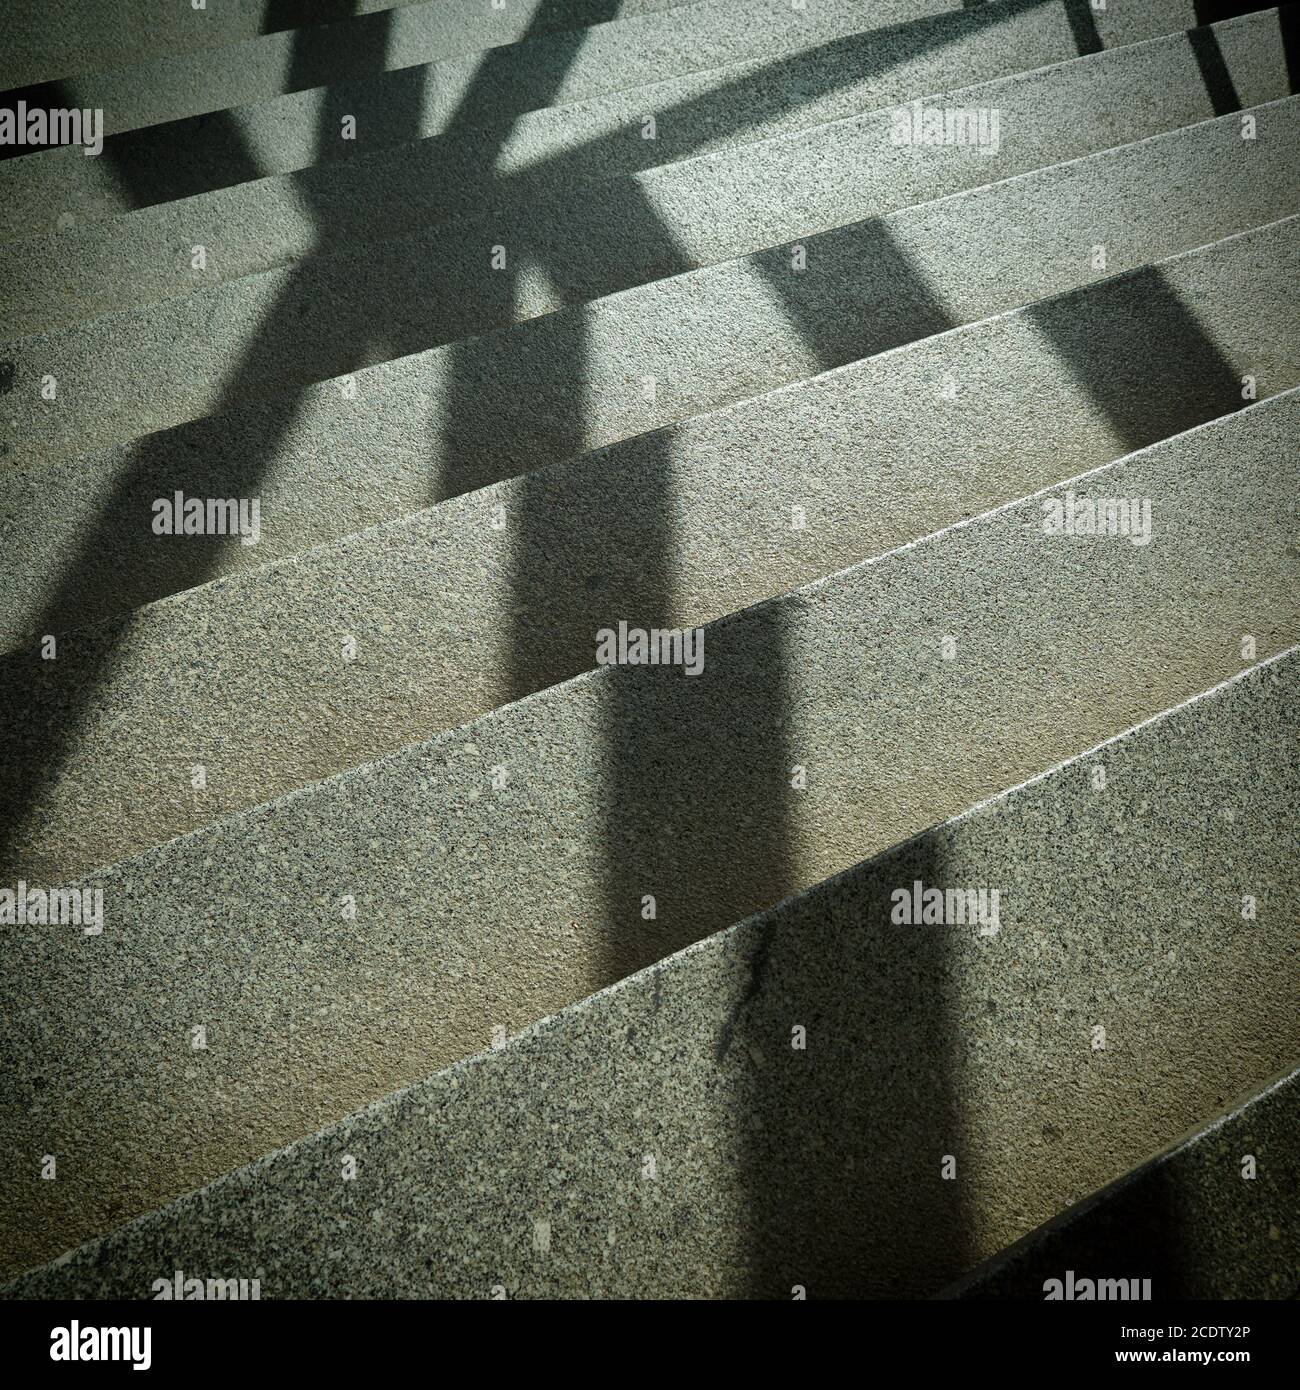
6;9;1292;335
2;210;1295;651
0;399;1295;1278
0;0;965;242
3;652;1295;1299
2;234;1296;881
944;1067;1300;1300
3;0;1295;1306
5;95;1298;466
2;0;699;132
0;0;1212;245
3;183;1293;641
2;0;425;89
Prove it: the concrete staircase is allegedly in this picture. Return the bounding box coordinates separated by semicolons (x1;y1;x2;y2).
1;0;1296;1298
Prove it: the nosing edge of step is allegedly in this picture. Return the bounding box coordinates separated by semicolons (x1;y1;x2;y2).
12;644;1297;1287
58;374;1300;887
934;1058;1300;1299
12;205;1293;655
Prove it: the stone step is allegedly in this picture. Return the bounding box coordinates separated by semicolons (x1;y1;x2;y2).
944;1066;1300;1301
5;7;1293;334
5;94;1297;467
0;397;1293;1277
1;0;697;128
0;0;1225;244
2;0;425;90
3;649;1294;1295
2;219;1295;880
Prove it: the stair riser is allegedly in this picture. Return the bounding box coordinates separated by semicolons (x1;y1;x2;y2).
3;651;1294;1293
3;220;1296;879
4;0;699;135
3;0;449;91
0;398;1294;1275
0;0;1207;244
949;1068;1300;1300
6;8;1291;335
4;96;1297;468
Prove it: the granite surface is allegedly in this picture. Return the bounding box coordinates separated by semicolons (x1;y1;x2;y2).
1;234;1295;881
0;0;967;242
5;9;1291;335
0;0;1211;244
0;399;1295;1278
2;0;698;132
2;203;1293;648
5;94;1298;466
1;0;1294;1300
3;652;1295;1298
944;1067;1300;1300
3;0;432;90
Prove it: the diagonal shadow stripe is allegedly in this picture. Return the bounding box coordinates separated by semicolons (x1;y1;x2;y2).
1062;0;1104;54
1025;261;1249;452
9;0;1284;1295
0;5;428;877
1189;21;1245;113
1193;1;1300;95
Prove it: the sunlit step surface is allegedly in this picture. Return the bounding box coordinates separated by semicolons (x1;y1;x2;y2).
5;650;1294;1297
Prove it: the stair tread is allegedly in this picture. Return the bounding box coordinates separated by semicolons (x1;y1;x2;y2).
3;7;1292;337
1;0;427;92
6;94;1297;468
0;400;1293;1277
2;0;1295;1304
5;1;703;131
0;0;1215;244
3;218;1296;881
4;648;1294;1293
945;1065;1300;1300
